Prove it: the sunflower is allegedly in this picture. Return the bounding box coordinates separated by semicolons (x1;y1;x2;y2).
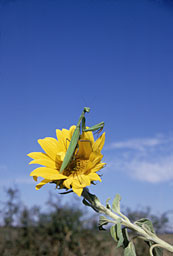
28;125;106;196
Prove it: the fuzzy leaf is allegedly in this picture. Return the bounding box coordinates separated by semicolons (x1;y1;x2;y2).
124;241;136;256
146;241;163;256
122;227;129;248
116;222;124;248
110;225;117;241
112;194;121;213
106;198;111;209
99;215;110;230
152;246;163;256
135;218;155;234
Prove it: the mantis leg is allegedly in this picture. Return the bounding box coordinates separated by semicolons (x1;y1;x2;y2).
83;122;104;135
65;138;71;150
81;116;104;134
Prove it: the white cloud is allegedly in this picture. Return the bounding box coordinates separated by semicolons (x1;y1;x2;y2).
106;134;173;183
126;155;173;183
106;135;166;151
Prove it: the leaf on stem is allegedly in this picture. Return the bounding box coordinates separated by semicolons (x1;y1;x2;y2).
99;215;110;230
110;225;117;241
124;241;137;256
112;194;121;213
106;198;111;209
135;218;155;234
116;222;124;248
148;242;163;256
135;219;163;256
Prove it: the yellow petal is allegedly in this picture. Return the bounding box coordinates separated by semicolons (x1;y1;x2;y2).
36;179;51;190
78;175;91;186
77;140;92;159
72;186;83;196
56;129;67;151
72;175;90;187
90;163;106;173
87;152;103;170
80;129;94;144
56;151;66;162
38;137;58;161
89;151;102;162
69;125;76;137
92;133;105;152
88;173;101;182
30;167;67;180
29;158;60;169
27;152;49;160
61;129;72;148
63;177;73;189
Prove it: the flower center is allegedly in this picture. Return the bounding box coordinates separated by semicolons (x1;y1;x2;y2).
63;158;89;176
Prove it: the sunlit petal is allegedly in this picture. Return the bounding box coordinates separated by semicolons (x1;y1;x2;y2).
88;173;102;182
30;167;67;180
27;152;49;160
29;158;59;169
36;179;51;190
38;138;59;161
92;133;105;152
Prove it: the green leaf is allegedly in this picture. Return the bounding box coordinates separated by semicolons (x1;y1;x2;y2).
146;241;163;256
116;222;124;248
152;246;163;256
135;218;155;234
106;197;111;209
124;241;136;256
99;215;110;230
110;225;117;241
122;227;129;248
112;194;121;213
110;222;130;250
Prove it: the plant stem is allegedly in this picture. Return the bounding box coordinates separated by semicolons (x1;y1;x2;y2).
82;189;173;253
100;203;173;253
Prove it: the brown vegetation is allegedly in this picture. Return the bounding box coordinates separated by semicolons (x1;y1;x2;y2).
0;188;172;256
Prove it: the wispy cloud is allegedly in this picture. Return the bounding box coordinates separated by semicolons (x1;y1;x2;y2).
106;135;168;151
105;134;173;183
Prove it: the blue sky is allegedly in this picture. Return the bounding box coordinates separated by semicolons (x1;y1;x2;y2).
0;0;173;221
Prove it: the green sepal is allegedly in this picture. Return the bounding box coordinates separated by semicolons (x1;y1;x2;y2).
124;241;136;256
112;194;121;213
82;198;91;207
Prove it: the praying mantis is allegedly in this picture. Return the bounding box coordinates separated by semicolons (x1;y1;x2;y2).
59;107;104;173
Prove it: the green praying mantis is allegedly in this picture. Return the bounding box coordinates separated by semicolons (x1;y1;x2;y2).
59;107;104;174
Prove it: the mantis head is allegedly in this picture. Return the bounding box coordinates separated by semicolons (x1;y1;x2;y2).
84;107;90;113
